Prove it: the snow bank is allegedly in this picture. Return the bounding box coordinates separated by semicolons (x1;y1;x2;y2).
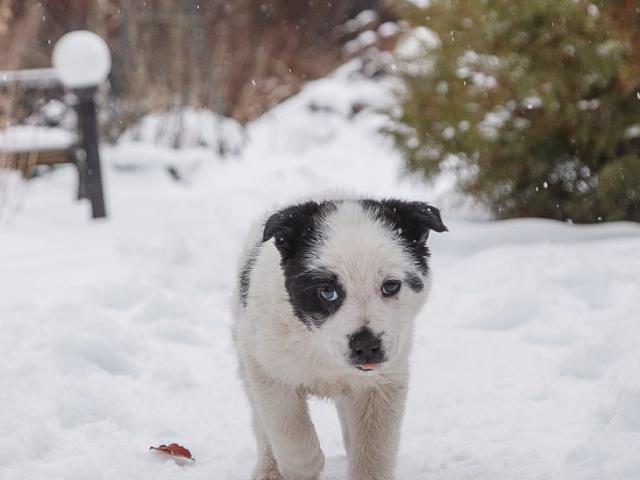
112;108;244;173
1;60;639;480
0;125;75;152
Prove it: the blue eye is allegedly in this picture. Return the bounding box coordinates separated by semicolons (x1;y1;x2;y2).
318;287;339;302
381;280;401;297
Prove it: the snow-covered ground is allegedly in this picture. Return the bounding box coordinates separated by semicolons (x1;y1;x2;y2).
1;62;639;480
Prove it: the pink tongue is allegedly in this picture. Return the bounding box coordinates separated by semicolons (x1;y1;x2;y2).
360;363;377;370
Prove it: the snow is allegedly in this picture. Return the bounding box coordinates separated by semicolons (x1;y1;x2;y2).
407;0;431;8
395;27;440;76
344;30;379;54
111;109;245;176
1;61;640;480
396;26;440;57
0;69;59;89
342;9;378;35
0;126;76;152
378;22;400;39
117;108;244;154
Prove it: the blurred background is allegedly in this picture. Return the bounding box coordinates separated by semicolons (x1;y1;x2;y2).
1;3;640;480
1;0;639;222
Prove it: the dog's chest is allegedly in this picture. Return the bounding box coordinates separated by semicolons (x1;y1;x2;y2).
303;377;353;398
301;369;387;398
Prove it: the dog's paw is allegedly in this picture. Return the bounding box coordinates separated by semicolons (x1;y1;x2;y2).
278;449;325;480
252;470;284;480
251;457;284;480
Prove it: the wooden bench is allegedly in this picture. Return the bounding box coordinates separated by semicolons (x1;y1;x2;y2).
0;149;74;178
0;67;107;218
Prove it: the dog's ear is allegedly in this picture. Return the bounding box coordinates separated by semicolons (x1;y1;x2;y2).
373;199;448;244
263;201;326;260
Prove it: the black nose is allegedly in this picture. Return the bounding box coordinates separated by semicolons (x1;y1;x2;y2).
348;328;384;364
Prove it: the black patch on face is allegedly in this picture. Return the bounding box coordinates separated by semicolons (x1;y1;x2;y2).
239;244;260;308
285;269;345;327
263;200;336;262
404;272;424;293
263;200;343;326
360;199;447;275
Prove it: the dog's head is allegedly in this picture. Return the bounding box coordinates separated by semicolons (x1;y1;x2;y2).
263;198;447;373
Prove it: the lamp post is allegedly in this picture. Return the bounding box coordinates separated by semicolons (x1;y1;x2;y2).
52;31;111;219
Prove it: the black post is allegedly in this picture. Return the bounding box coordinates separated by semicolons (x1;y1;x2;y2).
73;86;106;218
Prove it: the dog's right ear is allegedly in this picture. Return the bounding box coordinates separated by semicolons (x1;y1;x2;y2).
263;201;326;260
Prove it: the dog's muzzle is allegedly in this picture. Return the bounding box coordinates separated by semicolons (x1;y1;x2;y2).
348;327;385;370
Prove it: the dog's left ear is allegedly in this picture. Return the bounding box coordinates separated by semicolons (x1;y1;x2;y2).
263;201;325;261
377;200;448;244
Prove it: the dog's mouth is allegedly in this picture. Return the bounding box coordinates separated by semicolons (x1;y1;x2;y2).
355;362;381;372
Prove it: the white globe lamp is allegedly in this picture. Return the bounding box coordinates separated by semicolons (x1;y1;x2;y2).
52;30;111;89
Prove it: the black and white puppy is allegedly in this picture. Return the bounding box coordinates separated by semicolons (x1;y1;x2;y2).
233;197;447;480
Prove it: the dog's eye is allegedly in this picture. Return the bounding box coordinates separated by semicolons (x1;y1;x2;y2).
381;280;401;297
318;286;339;302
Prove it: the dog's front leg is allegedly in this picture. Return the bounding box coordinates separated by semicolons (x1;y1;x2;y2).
248;364;324;480
343;381;408;480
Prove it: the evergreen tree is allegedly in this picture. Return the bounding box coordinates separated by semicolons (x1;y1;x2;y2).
391;0;640;222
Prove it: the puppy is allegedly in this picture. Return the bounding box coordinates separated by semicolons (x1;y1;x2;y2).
233;198;447;480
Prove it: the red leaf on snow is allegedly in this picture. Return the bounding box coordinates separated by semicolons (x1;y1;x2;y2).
149;443;195;462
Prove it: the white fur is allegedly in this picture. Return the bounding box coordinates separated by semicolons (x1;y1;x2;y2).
233;200;433;480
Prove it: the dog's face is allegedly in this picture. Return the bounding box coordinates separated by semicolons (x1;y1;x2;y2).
263;199;447;373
